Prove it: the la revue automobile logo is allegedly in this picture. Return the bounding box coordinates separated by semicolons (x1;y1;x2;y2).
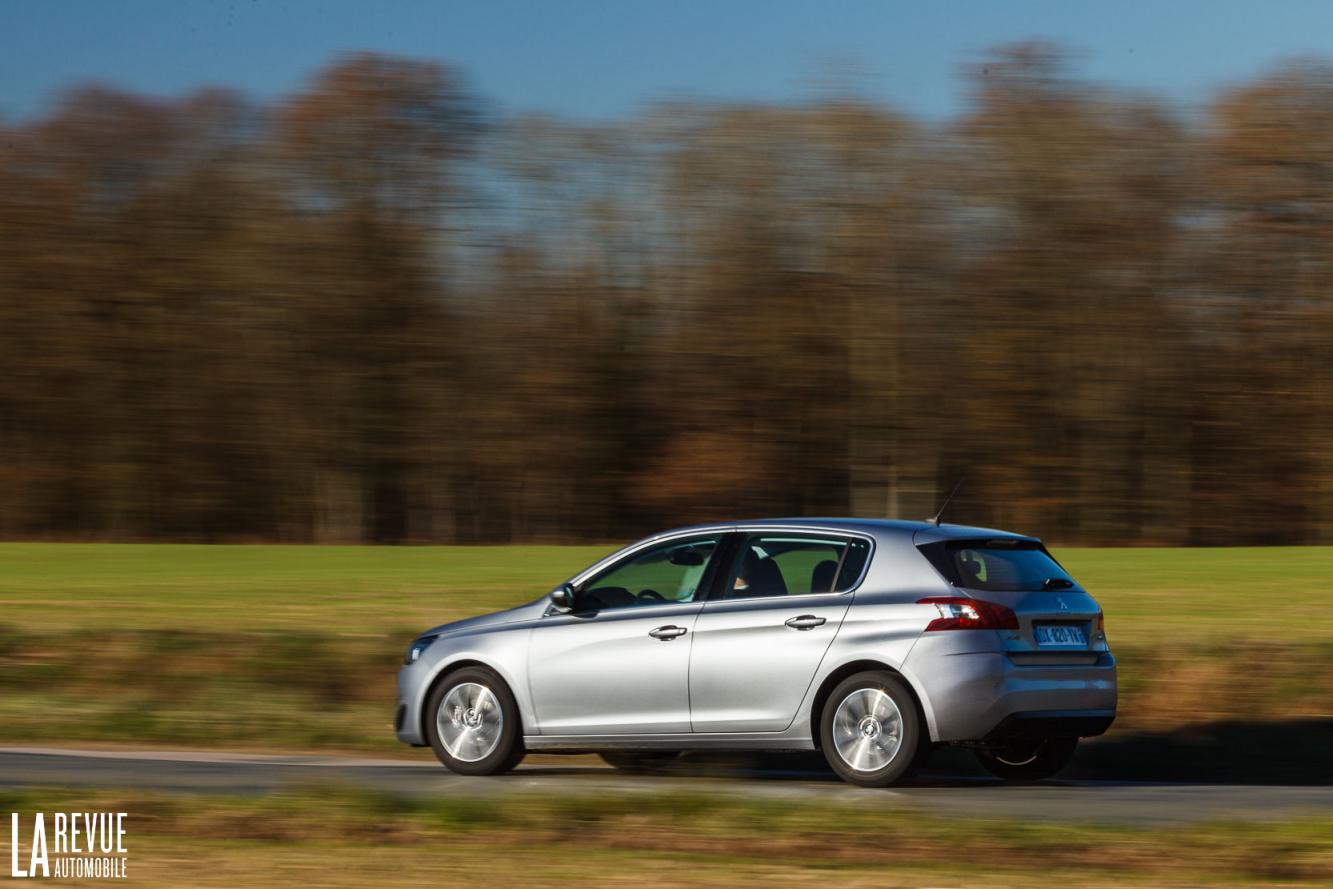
9;812;127;879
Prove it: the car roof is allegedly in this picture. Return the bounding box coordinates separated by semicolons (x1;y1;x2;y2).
655;517;1039;545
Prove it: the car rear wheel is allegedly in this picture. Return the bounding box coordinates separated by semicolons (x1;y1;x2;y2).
974;736;1078;781
425;667;525;775
819;671;923;787
599;751;680;773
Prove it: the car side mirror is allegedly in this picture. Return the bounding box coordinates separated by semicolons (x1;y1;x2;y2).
550;582;577;613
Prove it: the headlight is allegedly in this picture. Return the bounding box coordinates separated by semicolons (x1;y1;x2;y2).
404;635;438;665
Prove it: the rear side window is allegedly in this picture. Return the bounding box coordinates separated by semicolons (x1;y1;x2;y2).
721;534;871;600
918;540;1077;592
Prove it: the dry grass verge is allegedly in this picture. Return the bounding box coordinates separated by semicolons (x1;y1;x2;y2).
3;786;1332;887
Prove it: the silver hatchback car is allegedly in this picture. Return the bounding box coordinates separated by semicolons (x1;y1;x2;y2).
395;519;1116;786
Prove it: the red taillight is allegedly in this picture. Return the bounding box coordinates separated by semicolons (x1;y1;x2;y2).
916;596;1019;631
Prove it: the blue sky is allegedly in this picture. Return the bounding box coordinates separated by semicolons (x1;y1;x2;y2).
2;1;1331;121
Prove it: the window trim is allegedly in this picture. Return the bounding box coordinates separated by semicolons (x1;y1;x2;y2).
704;528;875;602
558;531;731;615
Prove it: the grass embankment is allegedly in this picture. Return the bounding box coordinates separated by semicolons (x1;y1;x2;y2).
0;543;1329;758
5;786;1332;887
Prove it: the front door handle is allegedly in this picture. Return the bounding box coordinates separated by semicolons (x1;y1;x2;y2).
785;615;827;631
649;625;688;640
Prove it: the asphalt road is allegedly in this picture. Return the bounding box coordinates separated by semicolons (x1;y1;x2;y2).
4;746;1331;824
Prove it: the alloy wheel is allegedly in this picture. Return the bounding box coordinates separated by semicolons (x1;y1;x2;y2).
436;681;504;763
831;687;904;773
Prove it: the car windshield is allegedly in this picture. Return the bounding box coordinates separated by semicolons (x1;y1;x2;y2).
919;540;1077;592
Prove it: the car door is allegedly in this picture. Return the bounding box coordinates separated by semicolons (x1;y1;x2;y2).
689;532;872;733
526;533;727;735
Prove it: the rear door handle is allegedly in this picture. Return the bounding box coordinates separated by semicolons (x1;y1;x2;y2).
649;625;688;640
785;615;827;630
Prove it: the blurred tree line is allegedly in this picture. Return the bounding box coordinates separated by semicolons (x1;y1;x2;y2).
2;44;1331;545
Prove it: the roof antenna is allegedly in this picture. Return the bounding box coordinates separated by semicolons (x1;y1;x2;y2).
927;477;965;526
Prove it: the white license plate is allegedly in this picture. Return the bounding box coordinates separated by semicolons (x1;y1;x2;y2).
1034;624;1087;647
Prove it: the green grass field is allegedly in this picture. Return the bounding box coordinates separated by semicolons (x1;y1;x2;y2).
3;542;1331;642
0;542;1329;753
0;542;606;634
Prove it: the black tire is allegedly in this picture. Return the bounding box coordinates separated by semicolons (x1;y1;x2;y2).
974;736;1078;781
599;751;680;773
425;666;525;775
819;671;923;788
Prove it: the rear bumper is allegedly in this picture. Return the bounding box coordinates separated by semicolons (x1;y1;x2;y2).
905;638;1118;742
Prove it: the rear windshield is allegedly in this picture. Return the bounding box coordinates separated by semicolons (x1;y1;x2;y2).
918;540;1078;592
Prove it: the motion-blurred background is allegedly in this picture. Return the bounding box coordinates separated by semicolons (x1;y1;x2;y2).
4;4;1333;547
2;4;1333;885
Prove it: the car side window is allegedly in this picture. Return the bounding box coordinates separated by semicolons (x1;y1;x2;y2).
722;534;870;600
577;536;722;612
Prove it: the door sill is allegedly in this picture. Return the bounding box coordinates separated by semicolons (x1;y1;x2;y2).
523;731;815;751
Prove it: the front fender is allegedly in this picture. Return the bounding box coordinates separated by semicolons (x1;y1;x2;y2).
396;625;537;746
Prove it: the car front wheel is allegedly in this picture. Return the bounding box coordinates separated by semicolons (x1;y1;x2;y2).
974;736;1078;781
819;671;923;787
425;667;525;775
